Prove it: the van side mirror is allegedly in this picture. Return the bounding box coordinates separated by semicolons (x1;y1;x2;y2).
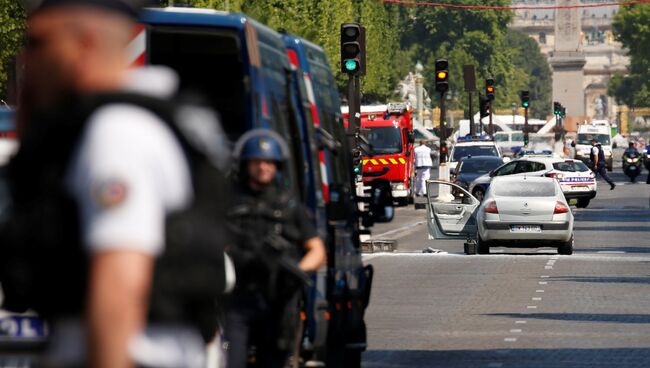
408;131;415;144
368;180;394;223
571;141;576;148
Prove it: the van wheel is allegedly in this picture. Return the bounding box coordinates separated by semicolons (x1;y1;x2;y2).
477;235;490;254
558;235;574;255
576;198;590;208
472;188;485;202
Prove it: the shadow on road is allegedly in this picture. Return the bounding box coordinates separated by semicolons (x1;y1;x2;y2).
486;312;650;324
576;246;650;254
547;275;650;285
574;226;650;232
363;347;650;368
573;208;650;222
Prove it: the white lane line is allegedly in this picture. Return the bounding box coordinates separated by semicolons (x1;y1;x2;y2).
510;329;522;333
515;320;527;324
504;337;517;342
527;305;538;309
597;251;626;254
532;297;542;301
536;290;545;293
492;249;504;253
545;266;553;269
539;281;548;285
370;221;426;239
541;275;550;278
547;260;556;265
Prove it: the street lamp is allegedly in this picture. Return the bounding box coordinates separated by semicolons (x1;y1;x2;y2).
511;102;517;126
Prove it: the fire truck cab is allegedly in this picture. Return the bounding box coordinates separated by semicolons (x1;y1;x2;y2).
360;103;415;205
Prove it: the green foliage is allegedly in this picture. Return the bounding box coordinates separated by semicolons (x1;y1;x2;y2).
610;4;650;107
0;0;26;101
504;29;552;117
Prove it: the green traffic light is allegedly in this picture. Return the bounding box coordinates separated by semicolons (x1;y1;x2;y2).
344;59;359;72
353;166;361;174
522;101;529;108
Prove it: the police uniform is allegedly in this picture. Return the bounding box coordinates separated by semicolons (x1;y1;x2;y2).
225;131;317;368
414;143;433;196
591;142;615;189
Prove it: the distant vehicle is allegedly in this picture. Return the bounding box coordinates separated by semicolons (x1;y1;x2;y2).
0;107;18;165
452;156;504;191
494;130;524;157
424;176;574;255
468;157;596;207
574;122;613;171
622;149;642;183
448;135;504;172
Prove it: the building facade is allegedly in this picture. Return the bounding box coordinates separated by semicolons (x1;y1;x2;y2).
511;0;629;121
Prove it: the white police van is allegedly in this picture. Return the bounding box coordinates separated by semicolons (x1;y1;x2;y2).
574;121;613;171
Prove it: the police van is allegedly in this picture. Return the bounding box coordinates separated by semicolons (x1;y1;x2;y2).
139;8;391;366
574;121;613;171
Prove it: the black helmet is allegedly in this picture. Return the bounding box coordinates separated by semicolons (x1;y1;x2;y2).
234;129;289;163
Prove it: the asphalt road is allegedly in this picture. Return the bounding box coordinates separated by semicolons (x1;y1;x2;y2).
362;161;650;367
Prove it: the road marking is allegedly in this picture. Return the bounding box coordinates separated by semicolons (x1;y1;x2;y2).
527;305;538;309
492;249;504;253
532;297;542;301
515;321;527;324
370;221;427;240
539;281;548;285
504;337;517;342
510;329;522;333
547;260;556;265
597;251;626;254
545;266;553;269
541;275;550;278
536;290;544;293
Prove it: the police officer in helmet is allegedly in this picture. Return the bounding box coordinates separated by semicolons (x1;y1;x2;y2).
225;129;326;368
591;137;616;190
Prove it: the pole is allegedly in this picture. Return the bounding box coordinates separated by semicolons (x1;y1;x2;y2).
439;92;447;163
488;101;493;136
524;107;529;146
348;75;360;134
468;91;475;136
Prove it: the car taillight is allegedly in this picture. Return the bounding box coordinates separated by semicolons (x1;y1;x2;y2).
484;200;499;214
589;172;595;179
554;201;569;214
545;172;564;180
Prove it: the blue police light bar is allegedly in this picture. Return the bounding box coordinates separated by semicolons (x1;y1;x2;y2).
457;135;494;142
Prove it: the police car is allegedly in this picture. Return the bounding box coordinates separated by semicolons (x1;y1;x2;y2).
449;135;505;172
469;156;596;208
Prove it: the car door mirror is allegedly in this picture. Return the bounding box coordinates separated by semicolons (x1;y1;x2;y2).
368;180;394;223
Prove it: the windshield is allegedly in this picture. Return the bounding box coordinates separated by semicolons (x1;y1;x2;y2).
511;132;524;142
368;127;402;154
495;133;509;142
577;133;610;146
494;181;556;197
452;146;499;161
553;161;590;172
458;159;503;174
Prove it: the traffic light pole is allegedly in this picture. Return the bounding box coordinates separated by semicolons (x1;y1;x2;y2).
348;75;360;134
439;92;447;163
524;107;529;147
488;101;493;136
468;92;476;136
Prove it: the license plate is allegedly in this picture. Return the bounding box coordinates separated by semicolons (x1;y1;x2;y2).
510;225;541;233
0;315;48;339
571;186;590;191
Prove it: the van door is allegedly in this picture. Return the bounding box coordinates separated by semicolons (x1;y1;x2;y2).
426;180;479;239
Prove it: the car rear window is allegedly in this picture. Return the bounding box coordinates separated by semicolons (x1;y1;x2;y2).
553;161;589;172
494;181;556;197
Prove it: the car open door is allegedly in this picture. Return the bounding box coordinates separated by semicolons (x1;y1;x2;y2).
426;180;480;240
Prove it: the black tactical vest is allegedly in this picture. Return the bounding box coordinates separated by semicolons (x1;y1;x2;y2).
0;93;230;342
590;143;606;166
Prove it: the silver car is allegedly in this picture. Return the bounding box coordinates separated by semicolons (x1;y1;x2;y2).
426;177;574;255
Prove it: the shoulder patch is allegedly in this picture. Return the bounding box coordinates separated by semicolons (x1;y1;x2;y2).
93;179;129;209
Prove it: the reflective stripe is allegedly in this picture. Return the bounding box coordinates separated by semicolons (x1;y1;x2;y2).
398;158;406;164
389;158;398;164
370;159;379;165
363;159;369;165
379;159;389;165
127;24;146;67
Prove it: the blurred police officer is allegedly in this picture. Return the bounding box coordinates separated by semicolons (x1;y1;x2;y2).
414;141;433;196
0;1;232;367
225;130;326;368
591;138;616;190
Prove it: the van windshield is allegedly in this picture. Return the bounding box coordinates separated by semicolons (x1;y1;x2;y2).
495;133;509;142
368;127;402;154
577;133;610;145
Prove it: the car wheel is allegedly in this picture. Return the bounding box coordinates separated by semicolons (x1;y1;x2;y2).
558;235;574;255
576;198;590;208
472;188;485;202
477;235;490;255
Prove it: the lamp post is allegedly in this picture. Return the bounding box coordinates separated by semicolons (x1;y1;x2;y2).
415;62;424;124
511;102;517;127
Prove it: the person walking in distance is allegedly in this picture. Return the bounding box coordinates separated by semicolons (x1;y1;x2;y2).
591;138;616;190
414;141;434;196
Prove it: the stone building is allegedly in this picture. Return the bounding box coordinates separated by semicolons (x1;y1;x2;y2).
510;0;628;120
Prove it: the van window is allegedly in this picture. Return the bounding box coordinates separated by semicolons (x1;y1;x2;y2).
149;27;246;141
577;133;610;145
495;133;509;142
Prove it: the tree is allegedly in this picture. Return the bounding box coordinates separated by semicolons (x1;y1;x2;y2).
609;4;650;107
504;29;552;118
0;0;26;102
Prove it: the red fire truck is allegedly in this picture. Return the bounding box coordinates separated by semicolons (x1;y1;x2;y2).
344;103;415;205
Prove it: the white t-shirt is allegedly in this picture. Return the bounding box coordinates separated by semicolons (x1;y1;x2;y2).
66;67;191;256
414;144;433;168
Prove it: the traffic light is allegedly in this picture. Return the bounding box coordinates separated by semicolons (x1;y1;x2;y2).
561;107;566;118
435;59;449;93
440;142;448;163
520;90;530;108
340;23;366;75
524;134;529;146
352;150;363;174
479;95;490;118
553;101;561;115
485;78;495;100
